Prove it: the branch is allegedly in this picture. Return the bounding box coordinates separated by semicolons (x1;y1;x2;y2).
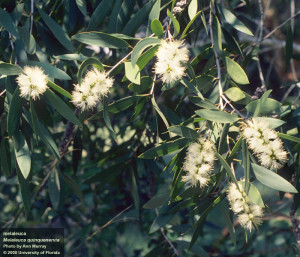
30;0;34;34
263;10;300;40
209;2;224;110
65;205;133;257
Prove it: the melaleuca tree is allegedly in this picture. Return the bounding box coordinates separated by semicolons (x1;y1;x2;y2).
0;0;300;256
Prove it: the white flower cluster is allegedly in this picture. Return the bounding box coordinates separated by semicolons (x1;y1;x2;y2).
242;118;288;170
227;182;263;232
72;69;114;111
154;40;189;84
182;139;215;188
16;66;49;100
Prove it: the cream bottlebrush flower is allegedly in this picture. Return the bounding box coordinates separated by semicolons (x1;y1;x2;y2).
16;66;48;100
227;182;263;232
72;69;114;111
154;40;189;84
242;117;288;170
182;139;215;188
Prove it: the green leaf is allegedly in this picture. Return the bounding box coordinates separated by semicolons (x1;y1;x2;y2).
131;37;161;67
254;117;286;129
189;194;225;249
228;137;243;161
60;172;84;203
130;169;140;213
181;78;199;96
88;0;113;29
128;76;153;93
215;151;238;186
149;211;175;234
72;32;129;49
48;169;61;210
18;25;36;55
125;61;141;84
29;99;39;141
0;63;23;76
47;80;72;99
109;95;147;113
35;119;60;160
146;0;161;36
75;0;87;16
195;109;239;123
220;202;236;246
7;87;22;137
77;57;104;84
143;192;169;209
137;45;159;70
219;6;254;36
0;8;19;38
138;138;190;159
181;10;203;39
246;98;281;115
26;61;71;80
103;97;116;140
44;89;81;127
151;96;170;130
218;123;230;155
16;165;31;217
38;8;75;52
224;87;246;102
225;57;249;85
251;163;298;193
213;16;222;55
151;19;164;38
108;0;123;33
168;126;200;139
189;97;218;109
240;182;264;207
242;140;250;190
13;130;31;179
88;95;148;120
122;0;156;36
167;9;180;37
188;0;198;20
278;133;300;143
54;53;87;61
0;138;11;177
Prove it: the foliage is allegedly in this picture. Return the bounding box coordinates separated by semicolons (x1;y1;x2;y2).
0;0;300;256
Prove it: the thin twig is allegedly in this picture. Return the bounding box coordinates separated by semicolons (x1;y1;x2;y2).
30;0;34;34
65;205;132;257
0;89;6;97
256;0;267;92
9;33;17;64
106;51;132;75
155;209;180;256
221;95;246;118
263;10;300;40
209;2;224;109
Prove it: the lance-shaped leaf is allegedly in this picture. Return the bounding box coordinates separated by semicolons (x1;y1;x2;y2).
131;37;161;67
38;8;75;52
72;32;129;49
0;8;19;38
0;63;23;76
195;109;239;123
44;89;81;127
225;57;249;85
138;138;191;159
13;130;31;179
251;163;298;193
